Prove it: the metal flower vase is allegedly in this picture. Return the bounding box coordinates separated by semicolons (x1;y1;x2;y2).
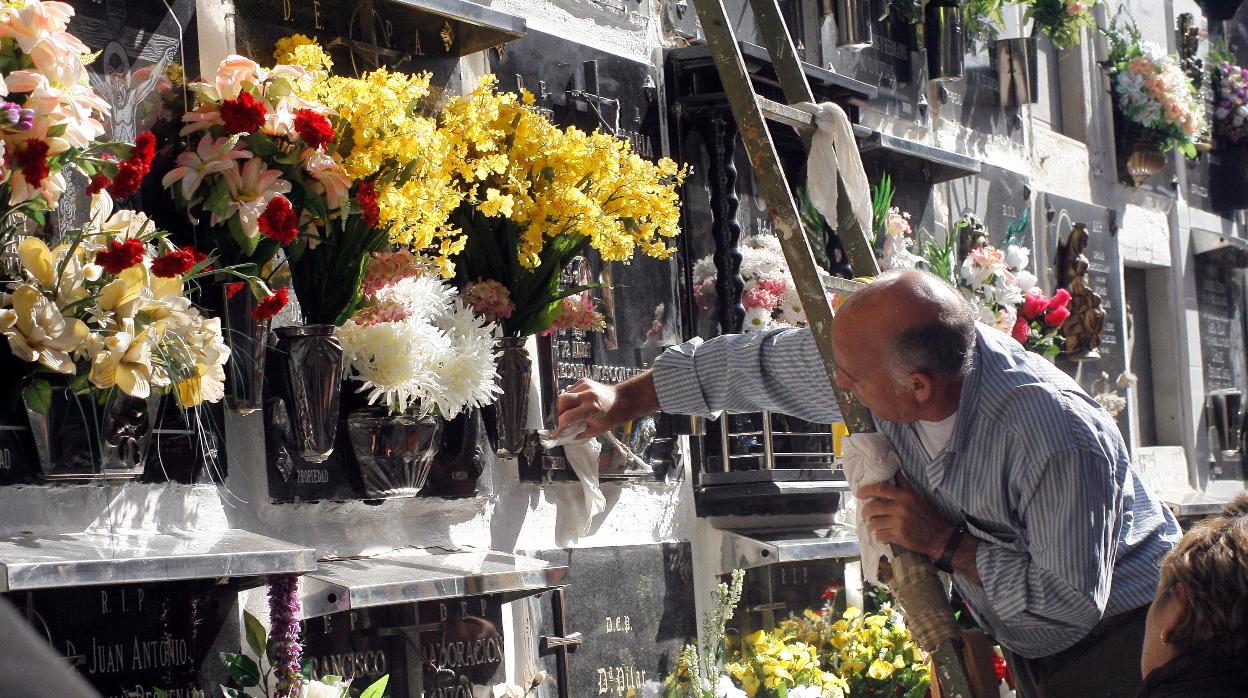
24;387;158;480
273;325;343;463
494;336;532;458
347;407;442;498
217;285;270;414
925;0;964;82
1123;138;1166;187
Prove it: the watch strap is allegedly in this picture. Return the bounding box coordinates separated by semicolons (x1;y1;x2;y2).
934;524;966;574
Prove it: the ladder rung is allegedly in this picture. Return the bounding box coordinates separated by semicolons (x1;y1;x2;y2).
757;95;814;133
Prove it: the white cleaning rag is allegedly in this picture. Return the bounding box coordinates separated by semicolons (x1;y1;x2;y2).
538;422;605;534
841;432;900;585
798;102;873;242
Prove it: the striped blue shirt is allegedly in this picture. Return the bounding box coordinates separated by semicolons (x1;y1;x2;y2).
653;324;1181;658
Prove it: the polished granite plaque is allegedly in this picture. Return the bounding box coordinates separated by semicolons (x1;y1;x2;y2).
532;543;696;697
1045;194;1132;443
7;580;233;698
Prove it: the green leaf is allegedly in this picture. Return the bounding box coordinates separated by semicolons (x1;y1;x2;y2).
359;675;390;698
205;178;232;217
321;675;343;685
220;687;244;698
153;690;167;698
244;610;267;660
22;379;51;416
222;652;260;688
45;123;67;139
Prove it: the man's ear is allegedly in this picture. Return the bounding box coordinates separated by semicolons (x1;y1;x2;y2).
910;372;933;403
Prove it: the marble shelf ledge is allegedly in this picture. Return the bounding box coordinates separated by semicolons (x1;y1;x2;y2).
300;548;568;619
720;526;860;573
0;529;316;591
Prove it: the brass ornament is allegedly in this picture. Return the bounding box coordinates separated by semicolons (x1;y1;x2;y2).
1055;223;1106;361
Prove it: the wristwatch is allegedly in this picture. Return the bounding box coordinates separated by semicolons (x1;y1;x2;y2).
934;523;967;574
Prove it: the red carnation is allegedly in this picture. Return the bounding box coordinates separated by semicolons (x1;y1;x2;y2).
15;139;50;188
294;109;334;150
86;173;110;195
1011;317;1030;344
106;160;144;199
220;90;267;136
188;246;213;271
258;195;299;245
1019;289;1049;321
357;180;379;228
151;249;197;277
1045;305;1071;328
992;654;1007;682
95;238;146;274
253;287;289;321
131;131;156;168
224;282;245;299
1047;288;1071;311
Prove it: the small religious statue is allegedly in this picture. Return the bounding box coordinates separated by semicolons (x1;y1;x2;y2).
957;214;990;261
1056;223;1106;360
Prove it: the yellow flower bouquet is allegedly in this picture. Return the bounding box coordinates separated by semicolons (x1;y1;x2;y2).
272;35;462;325
440;76;686;337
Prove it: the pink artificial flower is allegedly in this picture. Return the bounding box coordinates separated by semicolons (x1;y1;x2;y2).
362;250;425;298
1011;317;1030;344
1047;288;1071;311
756;276;788;297
161;133;253;199
461;279;515;321
220;157;292;238
1045;305;1071;328
742;286;778;311
1019;289;1049;321
1067;1;1089;14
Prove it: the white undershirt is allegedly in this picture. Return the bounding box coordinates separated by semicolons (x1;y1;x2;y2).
915;411;958;459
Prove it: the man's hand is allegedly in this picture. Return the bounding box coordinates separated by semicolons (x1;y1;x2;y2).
555;372;660;439
857;475;956;560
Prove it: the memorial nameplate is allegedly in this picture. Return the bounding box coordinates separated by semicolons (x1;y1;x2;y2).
492;30;682;480
1045;194;1132;443
233;0;519;70
8;580;233;698
1194;259;1247;393
826;14;925;124
301;603;417;698
940;41;1025;146
533;544;696;697
947;163;1033;251
418;596;506;697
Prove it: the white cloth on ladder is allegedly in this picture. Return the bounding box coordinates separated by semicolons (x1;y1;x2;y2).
798;101;874;241
841;432;900;585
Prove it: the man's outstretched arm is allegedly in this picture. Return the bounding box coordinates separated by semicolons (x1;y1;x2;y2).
557;327;840;437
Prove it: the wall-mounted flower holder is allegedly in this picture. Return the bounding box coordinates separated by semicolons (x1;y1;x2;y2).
995;37;1038;107
926;0;965;82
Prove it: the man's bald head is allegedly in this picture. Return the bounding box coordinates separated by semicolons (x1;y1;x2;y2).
836;269;977;387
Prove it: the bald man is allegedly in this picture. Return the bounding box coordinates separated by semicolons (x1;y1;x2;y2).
557;269;1180;697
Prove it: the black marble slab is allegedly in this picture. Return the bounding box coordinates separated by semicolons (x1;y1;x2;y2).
533;543;696;697
7;580;234;698
1044;194;1132;444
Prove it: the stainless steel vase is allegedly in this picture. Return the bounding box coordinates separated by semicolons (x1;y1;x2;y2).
24;387;157;480
347;407;442;498
925;0;964;82
494;337;531;458
218;285;270;414
273;325;343;463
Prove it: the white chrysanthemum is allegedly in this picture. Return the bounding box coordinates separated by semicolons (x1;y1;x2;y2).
339;282;501;418
743;306;771;332
692;257;717;284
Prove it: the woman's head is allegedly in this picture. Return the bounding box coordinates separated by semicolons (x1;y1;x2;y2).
1141;493;1248;677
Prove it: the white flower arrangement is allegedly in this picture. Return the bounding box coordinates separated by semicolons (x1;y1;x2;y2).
337;251;500;419
692;235;807;332
0;193;230;410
